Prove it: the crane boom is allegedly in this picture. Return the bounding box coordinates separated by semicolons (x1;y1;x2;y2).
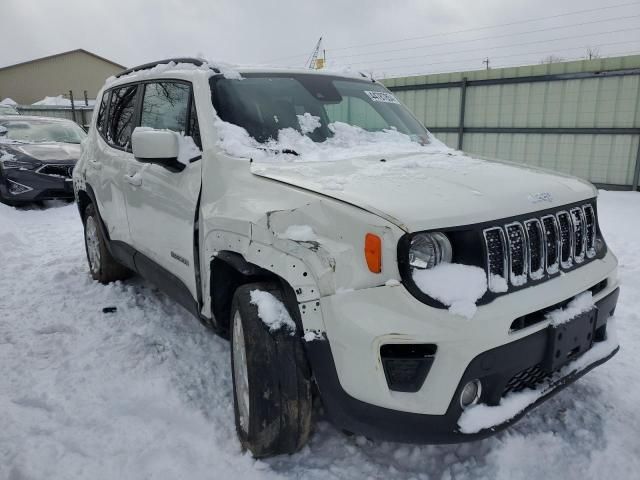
306;37;324;69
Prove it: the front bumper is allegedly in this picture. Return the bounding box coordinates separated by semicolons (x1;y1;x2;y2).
306;252;620;443
308;288;619;443
0;166;75;202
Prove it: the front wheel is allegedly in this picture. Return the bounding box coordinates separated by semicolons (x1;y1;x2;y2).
230;282;313;457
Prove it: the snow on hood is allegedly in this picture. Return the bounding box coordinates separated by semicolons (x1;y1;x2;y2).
250;153;595;231
215;117;596;231
216;117;451;163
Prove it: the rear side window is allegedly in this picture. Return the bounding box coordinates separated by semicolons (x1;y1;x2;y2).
96;92;108;134
140;82;190;132
107;85;138;150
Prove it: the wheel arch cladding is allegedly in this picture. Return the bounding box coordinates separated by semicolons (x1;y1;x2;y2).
209;251;323;335
76;189;92;223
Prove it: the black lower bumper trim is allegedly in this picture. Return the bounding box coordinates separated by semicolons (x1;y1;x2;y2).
306;287;619;444
1;169;74;203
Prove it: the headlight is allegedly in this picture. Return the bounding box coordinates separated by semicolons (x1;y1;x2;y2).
0;156;38;170
408;232;452;270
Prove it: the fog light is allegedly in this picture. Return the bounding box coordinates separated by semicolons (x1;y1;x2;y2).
460;379;482;409
7;179;33;195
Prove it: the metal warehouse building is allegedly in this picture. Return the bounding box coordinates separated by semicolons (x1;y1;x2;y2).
0;49;126;105
383;55;640;191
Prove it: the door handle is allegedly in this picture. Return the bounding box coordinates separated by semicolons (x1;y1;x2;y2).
124;172;142;186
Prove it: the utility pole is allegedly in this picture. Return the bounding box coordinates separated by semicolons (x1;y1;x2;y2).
69;90;77;123
483;57;490;70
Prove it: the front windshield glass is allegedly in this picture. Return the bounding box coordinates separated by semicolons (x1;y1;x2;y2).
211;74;430;145
0;119;87;144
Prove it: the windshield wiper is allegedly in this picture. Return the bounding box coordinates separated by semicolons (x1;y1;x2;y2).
258;146;300;156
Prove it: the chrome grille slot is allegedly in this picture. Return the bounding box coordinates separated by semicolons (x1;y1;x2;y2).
524;219;545;280
556;211;573;269
506;222;528;286
480;203;599;296
541;215;560;274
483;227;507;291
570;207;586;263
583;205;597;258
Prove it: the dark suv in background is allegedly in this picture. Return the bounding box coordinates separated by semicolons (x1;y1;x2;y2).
0;116;86;205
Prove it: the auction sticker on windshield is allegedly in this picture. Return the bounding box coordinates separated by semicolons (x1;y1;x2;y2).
364;91;400;104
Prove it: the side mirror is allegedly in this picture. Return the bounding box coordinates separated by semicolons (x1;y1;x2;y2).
132;128;184;172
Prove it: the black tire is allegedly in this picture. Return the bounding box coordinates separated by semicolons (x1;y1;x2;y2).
0;189;19;207
83;203;131;283
230;282;313;458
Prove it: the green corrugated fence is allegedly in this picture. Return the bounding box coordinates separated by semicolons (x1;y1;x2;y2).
382;55;640;190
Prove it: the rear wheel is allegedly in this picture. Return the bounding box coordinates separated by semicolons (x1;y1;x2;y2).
83;203;131;283
230;282;312;457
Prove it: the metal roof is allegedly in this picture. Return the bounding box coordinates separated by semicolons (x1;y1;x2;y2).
0;49;127;72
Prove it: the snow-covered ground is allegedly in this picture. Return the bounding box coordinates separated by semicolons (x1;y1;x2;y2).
1;190;639;479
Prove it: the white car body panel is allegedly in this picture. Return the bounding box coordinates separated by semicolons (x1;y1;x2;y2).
322;256;618;414
86;130;132;243
74;63;619;424
250;155;597;232
122;159;202;296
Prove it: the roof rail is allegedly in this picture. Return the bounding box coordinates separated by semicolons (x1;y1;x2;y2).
115;58;208;78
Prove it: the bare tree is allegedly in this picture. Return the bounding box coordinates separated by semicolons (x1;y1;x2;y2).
586;47;601;60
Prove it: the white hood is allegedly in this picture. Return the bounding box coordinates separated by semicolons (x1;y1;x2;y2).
250;152;596;232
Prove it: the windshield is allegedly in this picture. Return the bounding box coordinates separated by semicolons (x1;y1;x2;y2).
0;119;87;144
211;74;430;145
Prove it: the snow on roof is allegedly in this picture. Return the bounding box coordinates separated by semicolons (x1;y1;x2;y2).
31;95;95;107
105;60;238;87
235;64;371;80
1;98;17;106
105;59;373;89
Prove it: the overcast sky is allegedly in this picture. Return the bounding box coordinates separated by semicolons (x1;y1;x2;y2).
2;0;639;78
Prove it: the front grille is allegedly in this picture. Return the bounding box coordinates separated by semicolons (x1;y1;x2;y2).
524;219;544;279
503;363;549;396
541;215;560;274
506;222;527;285
557;211;573;268
36;164;74;178
583;205;597;257
483;202;597;292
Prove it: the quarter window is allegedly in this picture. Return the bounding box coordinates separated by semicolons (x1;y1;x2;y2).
140;82;190;132
107;85;138;150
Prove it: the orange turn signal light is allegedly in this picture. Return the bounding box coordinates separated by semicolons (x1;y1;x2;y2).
365;233;382;273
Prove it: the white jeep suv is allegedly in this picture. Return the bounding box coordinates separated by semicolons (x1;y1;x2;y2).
74;59;620;457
